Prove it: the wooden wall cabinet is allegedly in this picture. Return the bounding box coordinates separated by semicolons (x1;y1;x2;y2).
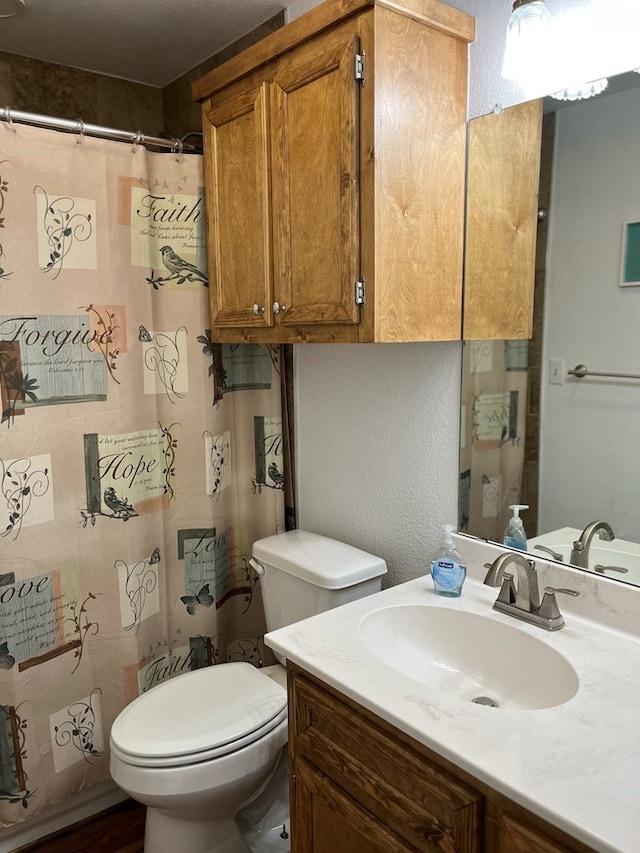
288;664;595;853
463;99;543;341
194;0;474;344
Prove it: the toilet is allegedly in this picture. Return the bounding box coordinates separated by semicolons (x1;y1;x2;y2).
109;530;387;853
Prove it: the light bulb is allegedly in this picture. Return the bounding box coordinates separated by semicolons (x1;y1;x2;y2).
501;0;552;84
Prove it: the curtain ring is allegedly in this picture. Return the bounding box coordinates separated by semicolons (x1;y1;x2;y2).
75;119;85;144
132;130;144;153
4;106;15;132
172;137;184;160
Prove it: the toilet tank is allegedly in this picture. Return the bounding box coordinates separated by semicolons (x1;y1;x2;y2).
251;530;387;634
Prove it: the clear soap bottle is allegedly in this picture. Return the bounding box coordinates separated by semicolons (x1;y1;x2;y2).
430;524;467;597
503;504;529;551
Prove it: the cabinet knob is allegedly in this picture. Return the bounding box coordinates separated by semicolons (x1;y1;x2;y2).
252;304;265;315
272;301;287;315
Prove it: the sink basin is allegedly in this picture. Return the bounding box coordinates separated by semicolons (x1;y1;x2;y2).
358;605;579;710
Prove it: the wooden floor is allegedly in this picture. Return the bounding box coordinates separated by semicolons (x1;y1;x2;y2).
19;799;146;853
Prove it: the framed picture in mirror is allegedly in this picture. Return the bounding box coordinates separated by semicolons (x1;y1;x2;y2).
620;220;640;286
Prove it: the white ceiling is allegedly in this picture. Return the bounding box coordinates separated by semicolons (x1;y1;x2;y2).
0;0;286;87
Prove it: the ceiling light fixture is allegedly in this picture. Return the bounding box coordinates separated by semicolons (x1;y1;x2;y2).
550;77;609;101
0;0;25;17
501;0;552;84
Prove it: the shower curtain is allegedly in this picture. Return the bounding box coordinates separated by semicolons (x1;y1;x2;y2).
0;123;284;825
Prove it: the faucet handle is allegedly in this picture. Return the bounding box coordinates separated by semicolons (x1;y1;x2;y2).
534;544;564;561
544;586;580;596
538;587;580;621
496;572;516;605
594;564;629;575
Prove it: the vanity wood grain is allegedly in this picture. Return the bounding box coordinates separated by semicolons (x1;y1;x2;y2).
288;663;594;853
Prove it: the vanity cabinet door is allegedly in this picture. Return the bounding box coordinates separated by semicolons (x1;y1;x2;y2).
499;814;580;853
289;667;483;852
294;758;417;852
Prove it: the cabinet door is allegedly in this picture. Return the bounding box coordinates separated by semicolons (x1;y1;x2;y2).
293;758;418;853
203;82;274;329
271;27;360;327
291;670;482;852
500;814;579;852
463;99;542;340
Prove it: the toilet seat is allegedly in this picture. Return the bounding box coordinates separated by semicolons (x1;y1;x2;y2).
110;662;287;769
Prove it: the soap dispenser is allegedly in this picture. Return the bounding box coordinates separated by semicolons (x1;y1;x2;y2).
430;525;467;597
503;504;529;551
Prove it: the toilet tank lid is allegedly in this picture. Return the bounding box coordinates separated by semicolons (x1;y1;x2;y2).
252;530;387;589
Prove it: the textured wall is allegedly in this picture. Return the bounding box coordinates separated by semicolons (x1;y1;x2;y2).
295;344;462;586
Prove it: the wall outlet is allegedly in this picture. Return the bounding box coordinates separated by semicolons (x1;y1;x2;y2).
549;359;565;385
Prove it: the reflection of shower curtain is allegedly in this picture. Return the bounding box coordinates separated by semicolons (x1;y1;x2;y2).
459;340;529;542
0;124;284;825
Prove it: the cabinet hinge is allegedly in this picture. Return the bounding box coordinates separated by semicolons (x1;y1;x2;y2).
355;278;366;306
355;52;365;85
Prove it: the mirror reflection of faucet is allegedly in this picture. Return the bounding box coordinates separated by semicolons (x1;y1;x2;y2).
483;552;579;631
594;564;629;575
570;521;615;569
534;544;564;561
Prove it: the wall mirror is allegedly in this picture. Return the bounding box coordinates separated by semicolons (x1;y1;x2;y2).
459;70;640;588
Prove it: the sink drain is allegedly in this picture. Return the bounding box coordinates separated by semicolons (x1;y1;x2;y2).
472;695;499;707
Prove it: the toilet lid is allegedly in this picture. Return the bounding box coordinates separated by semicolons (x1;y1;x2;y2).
110;662;287;766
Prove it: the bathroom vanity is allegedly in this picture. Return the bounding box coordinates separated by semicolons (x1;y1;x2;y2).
288;665;590;852
266;542;640;853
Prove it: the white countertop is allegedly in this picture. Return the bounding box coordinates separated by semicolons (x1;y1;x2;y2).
265;549;640;853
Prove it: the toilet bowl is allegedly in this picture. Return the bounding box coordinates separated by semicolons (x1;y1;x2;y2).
110;662;288;853
110;530;387;853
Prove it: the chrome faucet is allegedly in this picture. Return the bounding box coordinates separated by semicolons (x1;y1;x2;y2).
483;552;578;631
569;521;615;569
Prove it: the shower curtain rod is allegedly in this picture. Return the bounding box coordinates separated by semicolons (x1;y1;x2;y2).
0;106;202;152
